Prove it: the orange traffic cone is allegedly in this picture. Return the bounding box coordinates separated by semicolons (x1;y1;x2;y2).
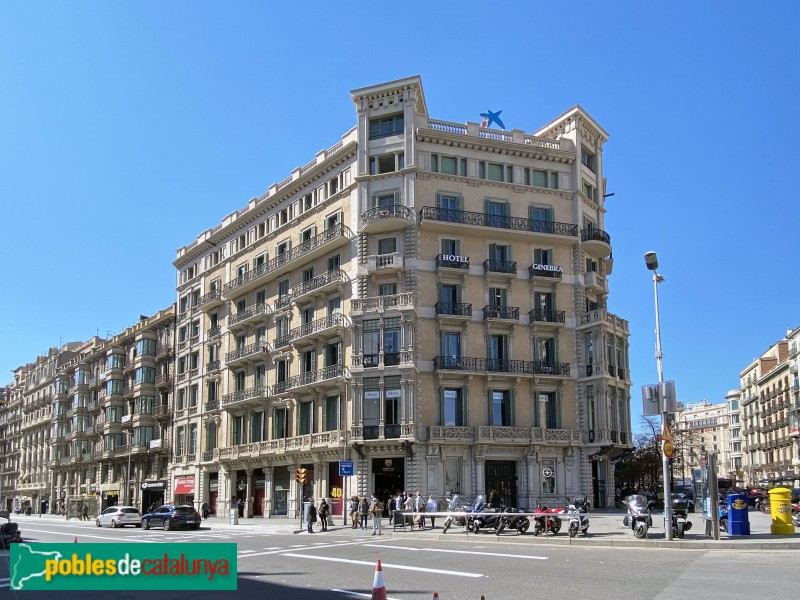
433;594;440;599
371;559;387;600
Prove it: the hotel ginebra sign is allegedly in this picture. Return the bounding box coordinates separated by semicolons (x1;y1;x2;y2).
531;263;563;273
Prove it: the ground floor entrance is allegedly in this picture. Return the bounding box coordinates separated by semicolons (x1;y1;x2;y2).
373;457;404;516
485;460;517;508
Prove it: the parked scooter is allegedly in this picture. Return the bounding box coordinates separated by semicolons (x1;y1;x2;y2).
0;511;23;548
622;494;653;539
465;495;502;533
441;495;473;534
754;495;770;514
671;498;693;538
567;501;590;537
791;502;800;528
572;496;590;513
719;503;729;532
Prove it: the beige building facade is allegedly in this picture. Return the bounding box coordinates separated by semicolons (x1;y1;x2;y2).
173;76;632;518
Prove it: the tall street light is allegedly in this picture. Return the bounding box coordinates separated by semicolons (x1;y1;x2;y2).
644;250;673;541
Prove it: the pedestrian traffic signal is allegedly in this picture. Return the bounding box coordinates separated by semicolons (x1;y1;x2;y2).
295;468;308;484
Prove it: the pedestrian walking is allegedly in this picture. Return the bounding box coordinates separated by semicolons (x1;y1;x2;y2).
349;496;359;529
359;497;369;530
81;505;89;521
414;492;425;529
201;501;209;519
318;498;329;531
370;495;384;536
426;495;438;529
236;498;244;518
307;498;317;533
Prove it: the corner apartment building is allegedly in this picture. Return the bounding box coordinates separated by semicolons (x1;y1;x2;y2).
672;399;734;484
0;384;22;513
172;76;632;519
740;330;800;487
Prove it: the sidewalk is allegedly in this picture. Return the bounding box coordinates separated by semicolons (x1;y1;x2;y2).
196;509;800;550
11;510;800;550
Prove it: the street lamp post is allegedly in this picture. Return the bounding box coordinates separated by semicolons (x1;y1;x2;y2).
644;250;673;541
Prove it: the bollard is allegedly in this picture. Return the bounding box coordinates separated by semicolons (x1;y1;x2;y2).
768;487;794;535
229;511;239;526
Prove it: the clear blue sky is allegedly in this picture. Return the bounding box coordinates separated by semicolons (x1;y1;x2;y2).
2;1;798;433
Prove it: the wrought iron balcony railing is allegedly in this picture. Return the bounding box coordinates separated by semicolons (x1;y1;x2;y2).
433;356;569;376
291;269;347;298
228;302;270;327
362;204;412;225
581;228;611;245
225;342;270;363
420;206;578;237
223;223;353;294
222;385;269;407
435;254;470;270
528;264;563;279
483;259;517;275
529;309;566;324
274;313;348;348
197;289;221;308
435;301;472;317
483;305;519;320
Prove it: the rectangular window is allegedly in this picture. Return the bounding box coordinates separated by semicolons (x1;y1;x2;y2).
363;381;380;432
490;390;513;426
441;238;460;256
188;424;197;454
369;114;404;139
298;402;312;435
249;411;264;442
534;248;552;265
542;458;556;494
583;181;596;201
544;392;561;428
444;458;462;494
328;255;340;271
581;148;596;172
443;388;464;427
272;407;287;439
176;427;186;455
231;415;244;445
323;395;339;431
378;237;397;255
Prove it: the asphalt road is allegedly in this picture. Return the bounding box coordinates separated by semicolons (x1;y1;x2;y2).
1;518;796;599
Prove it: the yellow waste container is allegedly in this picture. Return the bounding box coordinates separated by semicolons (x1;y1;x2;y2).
768;487;794;535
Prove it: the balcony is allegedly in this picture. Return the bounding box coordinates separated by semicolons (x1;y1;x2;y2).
419;206;579;240
436;254;470;271
272;364;345;396
435;301;472;320
223;224;353;297
361;252;404;276
274;313;348;349
205;400;220;412
208;325;221;339
352;424;414;442
529;308;566;329
155;373;173;389
350;293;415;317
225;342;271;367
362;204;412;233
483;305;519;321
153;404;170;419
578;309;630;333
206;360;221;372
148;438;163;451
222;385;269;409
156;342;174;360
483;259;517;277
584;271;608;294
530;361;571;377
528;263;563;280
353;351;413;369
197;289;224;311
291;269;347;303
432;356;569;377
581;228;612;258
228;302;271;330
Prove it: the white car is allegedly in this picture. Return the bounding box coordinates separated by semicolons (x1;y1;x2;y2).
95;506;142;528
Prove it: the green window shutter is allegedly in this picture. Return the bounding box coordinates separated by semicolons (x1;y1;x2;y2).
431;154;438;172
435;193;441;208
547;207;554;222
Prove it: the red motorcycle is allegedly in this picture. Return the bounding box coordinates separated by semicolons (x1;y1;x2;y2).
532;505;563;535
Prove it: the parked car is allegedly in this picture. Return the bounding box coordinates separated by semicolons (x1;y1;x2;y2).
141;505;200;531
96;506;142;528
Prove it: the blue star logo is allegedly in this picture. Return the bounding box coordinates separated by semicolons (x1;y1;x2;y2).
480;109;505;130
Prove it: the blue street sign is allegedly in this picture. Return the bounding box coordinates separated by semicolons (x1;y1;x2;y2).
339;460;354;477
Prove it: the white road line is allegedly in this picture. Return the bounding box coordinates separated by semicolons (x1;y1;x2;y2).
19;527;154;543
360;544;549;560
280;553;483;578
237;538;392;559
262;547;281;550
331;589;401;600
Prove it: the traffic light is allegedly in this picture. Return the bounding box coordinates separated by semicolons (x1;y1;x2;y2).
295;468;308;484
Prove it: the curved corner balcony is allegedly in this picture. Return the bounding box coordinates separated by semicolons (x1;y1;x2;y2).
581;228;612;258
222;224;354;298
362;205;412;233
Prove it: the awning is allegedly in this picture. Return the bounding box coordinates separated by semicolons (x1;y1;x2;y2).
174;476;195;495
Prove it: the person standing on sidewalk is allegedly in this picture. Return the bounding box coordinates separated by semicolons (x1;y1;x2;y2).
370;495;383;536
426;495;438;529
349;496;359;529
307;498;317;533
414;492;425;530
359;497;369;530
318;498;329;531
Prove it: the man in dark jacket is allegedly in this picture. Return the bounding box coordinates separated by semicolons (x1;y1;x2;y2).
307;499;317;533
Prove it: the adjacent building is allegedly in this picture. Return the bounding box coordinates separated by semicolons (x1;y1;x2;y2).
172;76;632;518
672;399;734;485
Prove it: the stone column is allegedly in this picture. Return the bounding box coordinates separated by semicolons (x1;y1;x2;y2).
264;465;273;518
245;469;254;518
219;465;230;518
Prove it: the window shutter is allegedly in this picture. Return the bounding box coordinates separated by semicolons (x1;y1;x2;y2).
510;389;516;427
546;207;554;222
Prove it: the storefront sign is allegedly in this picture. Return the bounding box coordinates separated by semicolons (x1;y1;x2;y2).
255;479;265;489
141;481;166;491
441;255;469;263
209;482;219;491
385;389;401;398
173;475;195;496
364;391;380;400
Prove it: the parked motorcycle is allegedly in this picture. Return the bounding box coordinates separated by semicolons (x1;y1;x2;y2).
567;501;590;537
495;507;531;535
0;512;23;548
754;495;770;514
572;496;590;513
463;495;501;533
719;503;729;532
532;505;562;536
791;502;800;528
622;494;652;539
441;495;473;534
671;498;693;538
